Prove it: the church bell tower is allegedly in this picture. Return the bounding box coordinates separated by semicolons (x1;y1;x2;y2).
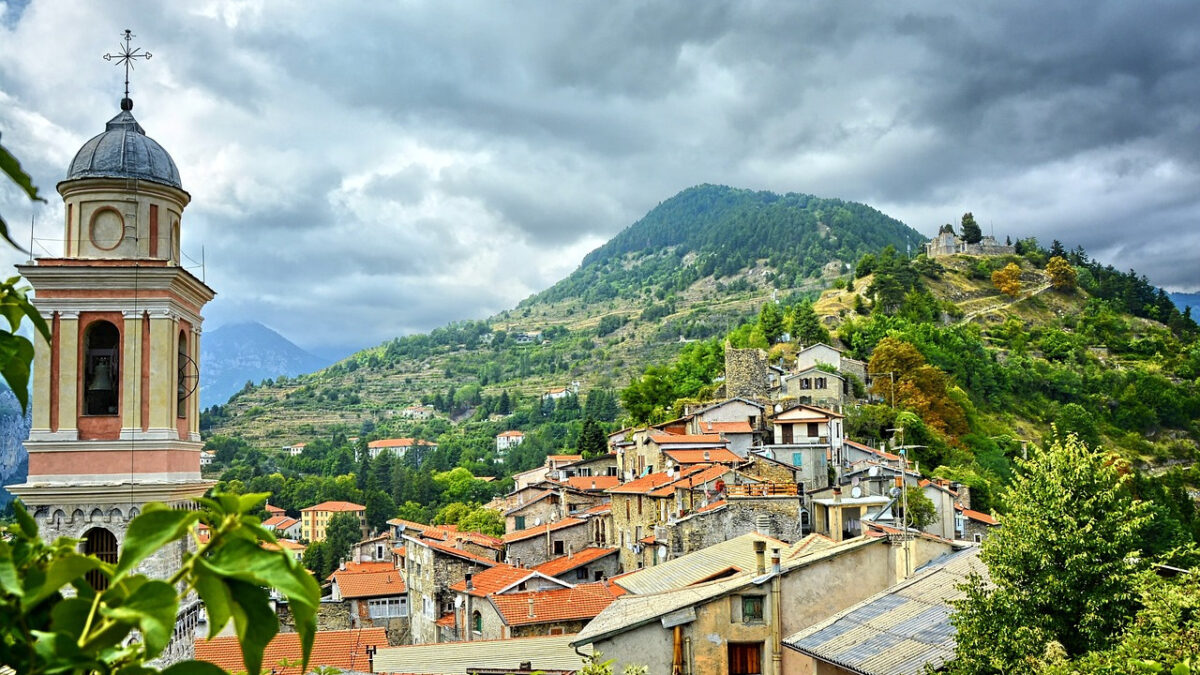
9;51;215;573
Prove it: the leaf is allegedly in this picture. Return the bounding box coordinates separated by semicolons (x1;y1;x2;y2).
192;560;233;639
13;498;38;538
160;661;231;675
0;331;35;412
115;507;199;578
0;141;45;203
237;492;270;514
227;579;278;675
102;579;178;657
49;596;94;639
25;554;99;609
0;539;23;596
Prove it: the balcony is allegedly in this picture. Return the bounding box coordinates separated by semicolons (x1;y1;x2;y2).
727;482;801;497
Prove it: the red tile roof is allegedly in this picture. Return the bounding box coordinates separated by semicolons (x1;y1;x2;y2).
663;448;743;465
607;466;704;495
533;547;619;577
388;516;432;531
265;503;285;515
412;536;500;566
579;502;612;515
694;499;727;515
332;568;407;599
449;564;538;597
648;432;726;445
957;506;1000;525
547;454;583;463
264;514;302;530
195;628;387;675
300;500;365;513
325;561;397;580
698;421;755;434
647;464;730;498
502;517;587;543
844;439;901;461
489;583;618;627
436;612;456;628
262;539;306;552
554;475;622;491
497;430;525;437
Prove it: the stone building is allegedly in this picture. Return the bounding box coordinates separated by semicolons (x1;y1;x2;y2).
447;565;617;642
8;87;216;662
532;546;621;584
329;562;410;643
502;516;593;568
724;346;770;399
924;226;1015;258
402;532;501;644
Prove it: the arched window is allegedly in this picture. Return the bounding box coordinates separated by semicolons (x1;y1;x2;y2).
83;527;118;591
177;330;188;418
471;610;482;634
84;321;120;415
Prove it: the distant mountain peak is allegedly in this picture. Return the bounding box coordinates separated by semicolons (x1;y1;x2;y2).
200;320;329;407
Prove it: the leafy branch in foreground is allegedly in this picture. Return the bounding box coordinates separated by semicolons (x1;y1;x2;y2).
0;492;320;675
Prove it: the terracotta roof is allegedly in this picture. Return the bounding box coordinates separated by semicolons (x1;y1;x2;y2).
300;500;365;513
607;466;706;495
957;506;1000;525
694;499;727;515
503;517;587;543
449;564;540;597
920;479;959;496
663;448;743;465
497;430;525;437
325;561;397;580
579;502;612;515
554;475;622;491
490;583;618;627
195;628;387;675
647;464;730;498
698;421;754;434
547;454;583;463
408;536;500;566
388;517;431;531
262;515;300;530
369;437;436;448
844;439;901;462
263;539;305;551
265;504;285;515
648;432;726;445
436;612;456;628
533;547;619;577
332;568;407;599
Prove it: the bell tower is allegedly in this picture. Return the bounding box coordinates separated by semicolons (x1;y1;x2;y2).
9;69;214;570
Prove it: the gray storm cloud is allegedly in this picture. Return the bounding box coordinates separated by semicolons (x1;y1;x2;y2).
1;0;1198;355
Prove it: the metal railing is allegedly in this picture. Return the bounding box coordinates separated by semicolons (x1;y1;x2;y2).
726;483;801;497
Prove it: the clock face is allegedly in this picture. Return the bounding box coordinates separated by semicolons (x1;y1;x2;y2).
90;207;125;251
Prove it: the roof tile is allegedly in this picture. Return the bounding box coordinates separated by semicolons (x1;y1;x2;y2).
196;628;387;675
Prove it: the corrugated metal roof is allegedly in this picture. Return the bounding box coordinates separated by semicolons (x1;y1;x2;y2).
612;532;782;594
784;547;986;675
373;634;590;674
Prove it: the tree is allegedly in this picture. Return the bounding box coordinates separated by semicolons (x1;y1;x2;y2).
867;338;967;438
364;489;396;533
789;299;830;346
961;212;982;244
457;506;505;537
325;512;363;566
758;301;785;344
949;434;1158;672
303;539;333;579
900;486;938;530
1046;256;1078;291
577;417;608;459
0;493;319;675
991;262;1022;297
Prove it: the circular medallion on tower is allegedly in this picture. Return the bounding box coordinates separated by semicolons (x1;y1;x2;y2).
88;207;125;251
64;101;182;190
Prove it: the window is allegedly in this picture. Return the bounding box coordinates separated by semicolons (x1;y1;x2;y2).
791;452;803;468
576;568;589;581
423;597;434;619
781;424;793;444
548;627;565;635
514;515;526;531
83;527;118;590
471;610;482;633
637;495;643;515
368;597;408;619
973;533;983;544
807;422;819;437
177;330;190;418
553;540;565;555
84;321;120;415
729;642;763;675
741;595;765;623
594;570;604;582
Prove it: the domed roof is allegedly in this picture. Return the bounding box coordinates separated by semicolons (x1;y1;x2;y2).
65;100;182;189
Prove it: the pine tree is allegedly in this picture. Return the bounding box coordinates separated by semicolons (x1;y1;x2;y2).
758;301;785;344
790;300;831;345
960;212;983;244
577;418;608;459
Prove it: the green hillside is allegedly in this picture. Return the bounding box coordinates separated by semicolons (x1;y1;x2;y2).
202;185;926;444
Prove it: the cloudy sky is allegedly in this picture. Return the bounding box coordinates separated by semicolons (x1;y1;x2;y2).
1;1;1198;357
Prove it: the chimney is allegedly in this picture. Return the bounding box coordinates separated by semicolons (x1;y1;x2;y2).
833;487;842;504
591;480;597;490
520;663;532;671
465;572;474;591
754;540;766;575
703;450;711;461
568;545;573;560
771;548;781;574
755;514;772;538
528;596;536;618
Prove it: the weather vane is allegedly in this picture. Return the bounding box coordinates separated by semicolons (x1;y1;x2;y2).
103;29;151;106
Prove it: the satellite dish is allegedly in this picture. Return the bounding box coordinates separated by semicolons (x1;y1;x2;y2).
533;517;542;526
657;545;668;560
889;486;902;498
454;596;463;608
869;466;880;477
851;486;863;499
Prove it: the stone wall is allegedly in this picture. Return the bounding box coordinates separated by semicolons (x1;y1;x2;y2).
504;521;593;567
724;347;769;399
668;496;805;556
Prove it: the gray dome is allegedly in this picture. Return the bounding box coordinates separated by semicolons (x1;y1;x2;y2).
65;104;182;189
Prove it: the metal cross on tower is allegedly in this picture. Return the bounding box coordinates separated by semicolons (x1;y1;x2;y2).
103;29;152;103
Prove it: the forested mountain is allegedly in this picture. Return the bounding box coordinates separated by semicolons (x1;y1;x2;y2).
527;184;926;305
202;185;924;444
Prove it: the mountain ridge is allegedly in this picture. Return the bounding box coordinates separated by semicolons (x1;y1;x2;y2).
200;321;330;407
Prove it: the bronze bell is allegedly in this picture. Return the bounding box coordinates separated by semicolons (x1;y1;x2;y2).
89;358;114;392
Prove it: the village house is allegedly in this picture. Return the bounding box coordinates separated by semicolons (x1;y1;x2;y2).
300;501;367;542
552;453;619;479
400;404;435;420
617;430;730;480
196;628;388;675
503;517;593;568
956;505;1000;543
667;483;807;556
262;514;302;539
533;546;621;584
373;634;590;675
403;531;502;644
329;562;410;640
349;533;394;563
752;403;844;489
495;430;525;454
574;531;958;675
782;366;847;409
200;450;215;467
503;483;605;534
282;442;306;457
368;437;437;460
263;538;305;563
794;343;868;388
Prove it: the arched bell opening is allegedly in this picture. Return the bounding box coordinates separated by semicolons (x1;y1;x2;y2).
83;527;118;591
83;320;120;416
